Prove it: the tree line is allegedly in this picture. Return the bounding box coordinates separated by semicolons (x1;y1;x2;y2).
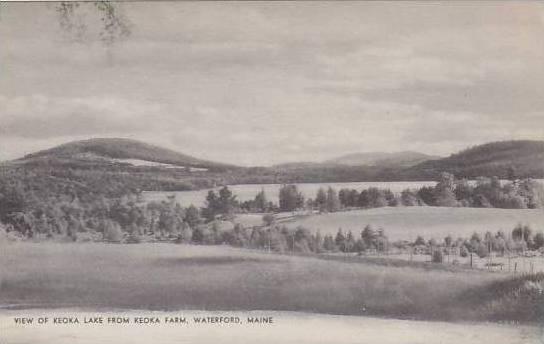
1;166;543;245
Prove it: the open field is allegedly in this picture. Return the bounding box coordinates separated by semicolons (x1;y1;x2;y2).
0;242;537;322
1;309;540;344
280;207;544;241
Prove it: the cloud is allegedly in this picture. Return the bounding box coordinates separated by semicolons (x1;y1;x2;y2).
0;94;164;139
1;2;543;165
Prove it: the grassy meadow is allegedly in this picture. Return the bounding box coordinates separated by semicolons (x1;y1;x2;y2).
278;206;544;241
1;242;540;323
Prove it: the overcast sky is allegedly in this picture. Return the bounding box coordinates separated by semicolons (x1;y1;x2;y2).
1;2;544;166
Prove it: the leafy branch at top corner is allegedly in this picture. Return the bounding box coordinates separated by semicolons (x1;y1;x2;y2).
55;1;131;46
93;1;131;46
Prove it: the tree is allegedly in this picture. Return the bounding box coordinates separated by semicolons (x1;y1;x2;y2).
217;186;238;218
366;188;388;208
279;185;304;212
313;230;324;253
338;189;351;208
254;189;268;212
103;220;123;242
345;231;356;252
434;172;458;207
202;190;219;222
202;187;238;221
335;228;346;251
176;222;192;243
444;235;453;248
315;188;327;211
417;186;435;206
414;235;426;246
401;189;420;206
476;243;489;258
522;225;533;243
0;182;27;222
375;228;389;253
512;224;524;241
326;187;340;212
184;205;201;228
454;179;473;206
323;234;336;251
432;249;443;263
361;225;377;250
262;213;275;226
533;232;544;249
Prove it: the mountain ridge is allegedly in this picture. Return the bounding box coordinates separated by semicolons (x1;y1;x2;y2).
10;138;544;180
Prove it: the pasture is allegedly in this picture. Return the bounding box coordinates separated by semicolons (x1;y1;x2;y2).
0;242;509;322
279;207;544;241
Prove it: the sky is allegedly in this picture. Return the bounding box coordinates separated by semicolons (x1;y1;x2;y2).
1;2;544;166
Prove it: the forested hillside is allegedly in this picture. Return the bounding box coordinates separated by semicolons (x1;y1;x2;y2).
20;138;236;171
404;140;544;179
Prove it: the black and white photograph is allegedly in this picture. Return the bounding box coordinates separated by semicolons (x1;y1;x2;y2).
1;1;543;343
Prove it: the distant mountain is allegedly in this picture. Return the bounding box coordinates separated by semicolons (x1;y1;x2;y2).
325;151;440;168
18;138;236;171
405;140;544;179
272;162;337;169
8;138;544;185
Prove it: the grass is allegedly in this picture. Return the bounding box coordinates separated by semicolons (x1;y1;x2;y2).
280;206;544;241
2;242;538;323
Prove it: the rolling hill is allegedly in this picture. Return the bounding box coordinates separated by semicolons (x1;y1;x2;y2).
17;138;236;171
264;140;544;182
6;138;544;185
405;140;544;179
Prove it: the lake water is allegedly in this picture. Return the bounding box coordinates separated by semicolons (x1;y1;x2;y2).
142;181;437;207
143;179;544;208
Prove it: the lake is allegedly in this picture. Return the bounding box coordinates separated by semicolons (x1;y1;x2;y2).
142;181;437;207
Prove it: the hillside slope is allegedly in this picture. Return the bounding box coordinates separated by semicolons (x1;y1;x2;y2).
405;140;544;179
18;138;235;171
